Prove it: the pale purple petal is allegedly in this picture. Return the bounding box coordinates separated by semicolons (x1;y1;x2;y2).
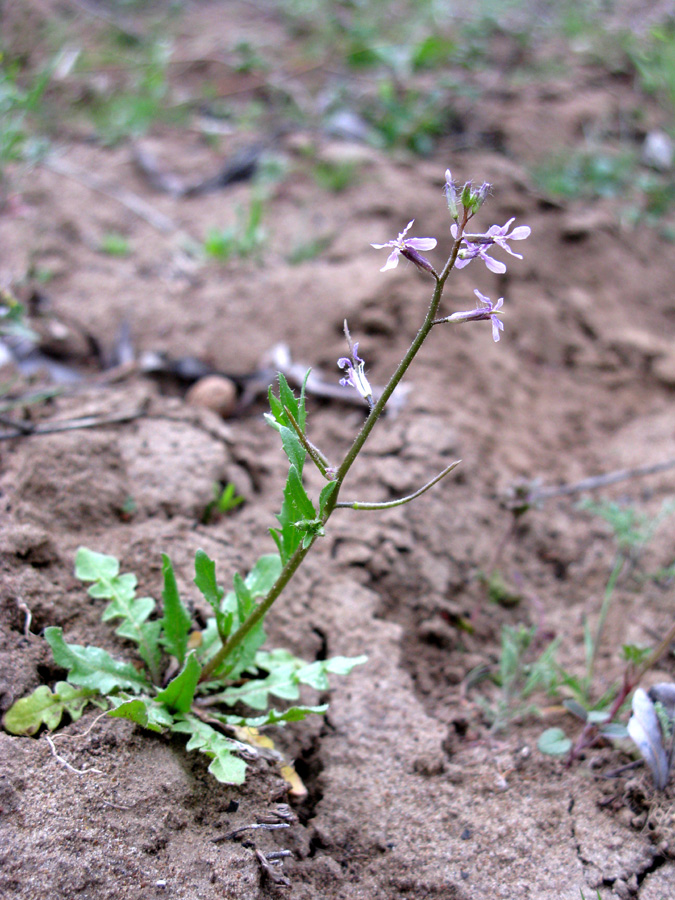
454;256;471;269
481;253;507;274
508;225;531;240
501;246;524;259
380;249;400;271
405;236;437;251
474;289;490;305
370;241;390;249
492;317;504;342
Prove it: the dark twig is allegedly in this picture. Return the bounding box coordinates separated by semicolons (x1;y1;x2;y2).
42;156;177;234
525;458;675;506
0;409;145;441
211;822;290;843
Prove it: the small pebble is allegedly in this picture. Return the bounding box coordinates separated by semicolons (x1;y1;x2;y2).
185;375;237;418
642;130;674;171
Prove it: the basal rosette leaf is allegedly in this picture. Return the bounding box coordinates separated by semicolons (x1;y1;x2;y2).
209;652;368;711
211;704;328;728
75;547;162;682
244;554;282;597
171;714;247;784
296;655;368;691
159;553;192;666
155;651;201;713
45;627;151;694
3;682;100;735
107;696;175;732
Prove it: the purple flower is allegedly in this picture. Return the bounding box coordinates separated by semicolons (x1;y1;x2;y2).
450;217;530;274
371;220;437;273
338;322;373;407
484;218;531;258
442;290;505;342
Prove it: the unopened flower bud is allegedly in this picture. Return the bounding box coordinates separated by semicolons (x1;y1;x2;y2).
401;246;437;274
444;169;459;220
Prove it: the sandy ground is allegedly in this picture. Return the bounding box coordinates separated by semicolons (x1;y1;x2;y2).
1;2;675;898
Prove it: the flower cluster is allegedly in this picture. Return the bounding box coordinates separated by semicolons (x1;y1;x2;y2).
362;166;530;353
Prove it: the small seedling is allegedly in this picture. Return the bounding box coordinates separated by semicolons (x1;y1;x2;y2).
4;169;531;785
540;498;675;764
202;482;245;524
474;624;559;734
312;160;360;193
204;192;267;262
99;232;131;257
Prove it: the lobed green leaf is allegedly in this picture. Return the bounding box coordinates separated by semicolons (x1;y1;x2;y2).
45;627;151;694
3;682;99;735
171;714;247;784
210;652;367;710
75;547;162;682
213;704;328;728
107;696;174;732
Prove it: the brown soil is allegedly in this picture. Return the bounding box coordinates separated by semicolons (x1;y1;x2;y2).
1;3;675;898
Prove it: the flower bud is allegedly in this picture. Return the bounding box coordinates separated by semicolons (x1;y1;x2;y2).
444;169;459;220
401;247;437;274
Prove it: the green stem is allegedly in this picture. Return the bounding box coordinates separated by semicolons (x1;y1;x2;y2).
200;538;314;681
284;405;330;477
587;554;625;687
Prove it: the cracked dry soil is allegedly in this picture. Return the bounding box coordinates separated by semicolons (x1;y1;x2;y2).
2;2;675;898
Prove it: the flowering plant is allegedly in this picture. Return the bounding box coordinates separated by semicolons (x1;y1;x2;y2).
4;168;529;785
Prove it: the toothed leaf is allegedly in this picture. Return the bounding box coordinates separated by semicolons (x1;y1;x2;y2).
194;549;231;639
160;554;191;665
45;627;150;694
171;715;247;784
155;651;201;713
107;696;174;732
75;547;161;681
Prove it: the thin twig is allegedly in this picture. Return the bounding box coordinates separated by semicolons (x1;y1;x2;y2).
211;822;290;843
527;458;675;505
0;408;145;440
42;156;177;234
